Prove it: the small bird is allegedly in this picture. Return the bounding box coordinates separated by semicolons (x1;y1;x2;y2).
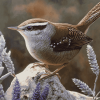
8;2;100;79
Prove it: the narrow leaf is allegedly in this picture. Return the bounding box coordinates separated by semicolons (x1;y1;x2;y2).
0;67;4;76
0;72;11;83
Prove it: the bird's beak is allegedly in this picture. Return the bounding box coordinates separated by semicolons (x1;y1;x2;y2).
8;26;18;30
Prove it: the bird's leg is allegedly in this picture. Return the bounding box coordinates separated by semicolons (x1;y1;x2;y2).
33;62;49;69
39;63;67;80
33;62;51;74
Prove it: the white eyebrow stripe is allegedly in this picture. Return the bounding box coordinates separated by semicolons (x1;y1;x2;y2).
20;22;48;29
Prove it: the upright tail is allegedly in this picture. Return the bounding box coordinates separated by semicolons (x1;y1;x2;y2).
77;2;100;33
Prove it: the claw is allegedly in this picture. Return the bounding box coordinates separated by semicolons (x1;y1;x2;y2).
33;62;49;68
39;64;68;81
39;72;61;81
34;63;67;81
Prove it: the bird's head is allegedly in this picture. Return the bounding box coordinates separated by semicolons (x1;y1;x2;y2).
8;18;55;42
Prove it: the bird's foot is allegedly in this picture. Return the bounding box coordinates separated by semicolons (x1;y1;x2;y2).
33;62;49;68
39;64;67;80
39;72;61;81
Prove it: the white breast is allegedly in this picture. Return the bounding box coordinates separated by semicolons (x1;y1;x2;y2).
25;38;80;65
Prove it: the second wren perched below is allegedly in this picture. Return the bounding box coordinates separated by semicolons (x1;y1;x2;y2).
8;2;100;79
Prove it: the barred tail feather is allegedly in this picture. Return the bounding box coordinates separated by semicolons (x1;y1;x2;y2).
77;2;100;33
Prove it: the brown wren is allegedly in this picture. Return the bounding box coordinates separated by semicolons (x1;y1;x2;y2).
8;2;100;79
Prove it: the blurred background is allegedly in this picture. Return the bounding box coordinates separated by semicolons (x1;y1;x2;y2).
0;0;100;95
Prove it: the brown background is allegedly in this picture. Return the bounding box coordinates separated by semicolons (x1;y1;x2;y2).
1;0;100;95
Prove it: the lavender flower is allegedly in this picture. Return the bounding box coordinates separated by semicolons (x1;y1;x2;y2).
0;67;11;100
87;45;100;97
0;33;5;53
0;32;15;76
0;84;4;100
2;48;15;76
31;82;41;100
73;45;100;99
72;78;93;96
40;84;49;100
31;82;49;100
87;45;99;75
12;77;21;100
0;33;5;68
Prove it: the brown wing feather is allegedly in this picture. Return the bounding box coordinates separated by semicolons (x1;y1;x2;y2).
50;27;92;52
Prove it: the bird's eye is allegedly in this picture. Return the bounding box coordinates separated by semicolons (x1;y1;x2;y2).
24;25;47;31
26;26;33;31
